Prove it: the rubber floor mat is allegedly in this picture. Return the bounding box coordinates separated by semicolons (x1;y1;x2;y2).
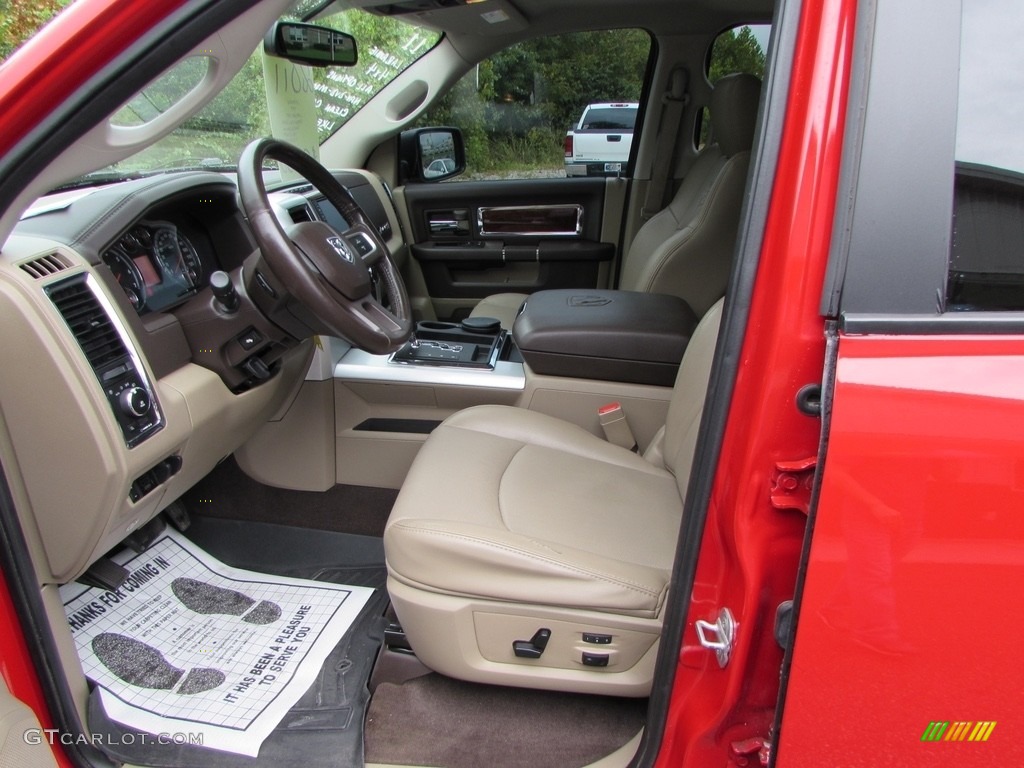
86;518;388;767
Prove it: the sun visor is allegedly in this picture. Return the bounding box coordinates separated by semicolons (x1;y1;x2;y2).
366;0;527;35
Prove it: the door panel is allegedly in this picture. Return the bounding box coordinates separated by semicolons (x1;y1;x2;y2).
402;178;619;319
778;333;1024;766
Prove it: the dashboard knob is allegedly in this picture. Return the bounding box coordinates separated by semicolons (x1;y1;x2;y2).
119;386;152;418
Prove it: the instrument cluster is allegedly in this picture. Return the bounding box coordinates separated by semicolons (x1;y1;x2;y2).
103;222;205;313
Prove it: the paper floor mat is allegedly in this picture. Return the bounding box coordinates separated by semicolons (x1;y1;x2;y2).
60;528;374;757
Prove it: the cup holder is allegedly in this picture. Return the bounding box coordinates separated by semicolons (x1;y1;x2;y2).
417;321;458;332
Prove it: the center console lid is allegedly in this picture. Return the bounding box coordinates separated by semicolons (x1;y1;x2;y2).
513;289;698;387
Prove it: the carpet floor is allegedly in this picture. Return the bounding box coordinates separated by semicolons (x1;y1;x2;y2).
365;673;646;768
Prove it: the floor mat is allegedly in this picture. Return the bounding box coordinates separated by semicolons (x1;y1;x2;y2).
84;518;389;767
365;673;647;768
183;457;397;537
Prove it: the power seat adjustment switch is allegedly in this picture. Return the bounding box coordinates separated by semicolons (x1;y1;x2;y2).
513;628;552;659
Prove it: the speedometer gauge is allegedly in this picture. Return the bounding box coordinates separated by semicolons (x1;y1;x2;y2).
154;228;203;287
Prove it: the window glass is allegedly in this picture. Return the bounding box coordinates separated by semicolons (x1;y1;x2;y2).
57;8;439;182
947;0;1024;310
417;30;652;180
580;107;638;131
698;24;769;148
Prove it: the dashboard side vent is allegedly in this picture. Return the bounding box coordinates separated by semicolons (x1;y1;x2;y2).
45;274;163;448
19;252;72;279
47;276;129;370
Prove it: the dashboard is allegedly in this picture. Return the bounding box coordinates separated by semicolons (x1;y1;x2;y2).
1;167;404;584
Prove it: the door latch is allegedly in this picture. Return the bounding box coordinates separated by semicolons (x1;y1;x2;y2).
770;457;817;515
695;607;736;667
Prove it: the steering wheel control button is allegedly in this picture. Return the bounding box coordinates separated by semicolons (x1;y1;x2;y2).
119;386;152;418
582;632;613;645
512;628;552;659
351;232;375;257
254;270;278;298
581;652;610;667
237;328;264;351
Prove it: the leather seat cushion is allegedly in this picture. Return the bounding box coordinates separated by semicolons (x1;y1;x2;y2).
385;405;684;618
469;291;528;329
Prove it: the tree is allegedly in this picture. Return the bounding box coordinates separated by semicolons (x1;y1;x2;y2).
418;29;652;173
0;0;71;61
708;26;766;84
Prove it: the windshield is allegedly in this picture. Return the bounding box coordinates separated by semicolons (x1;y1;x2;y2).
54;6;440;188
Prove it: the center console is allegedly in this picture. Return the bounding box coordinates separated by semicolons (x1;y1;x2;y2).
391;317;519;370
512;289;698;387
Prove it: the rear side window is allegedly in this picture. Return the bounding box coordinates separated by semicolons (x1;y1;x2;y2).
947;0;1024;310
697;25;769;148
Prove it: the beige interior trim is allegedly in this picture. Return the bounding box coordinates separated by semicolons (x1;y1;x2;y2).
235;378;337;491
388;578;661;697
0;235;310;583
599;177;629;286
0;672;59;768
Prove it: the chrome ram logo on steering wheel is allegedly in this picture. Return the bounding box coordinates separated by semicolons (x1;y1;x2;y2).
326;236;353;262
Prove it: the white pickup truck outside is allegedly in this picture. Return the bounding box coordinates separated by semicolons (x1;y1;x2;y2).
563;102;638;177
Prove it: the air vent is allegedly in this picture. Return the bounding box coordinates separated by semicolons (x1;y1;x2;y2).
19;252;72;279
47;276;129;370
44;274;163;447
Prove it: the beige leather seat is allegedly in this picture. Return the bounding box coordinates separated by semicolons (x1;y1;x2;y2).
384;299;723;696
471;73;759;329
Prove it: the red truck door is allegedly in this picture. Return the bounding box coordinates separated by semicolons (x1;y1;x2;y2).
778;0;1024;764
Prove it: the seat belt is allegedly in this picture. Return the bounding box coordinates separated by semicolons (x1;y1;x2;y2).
641;67;689;220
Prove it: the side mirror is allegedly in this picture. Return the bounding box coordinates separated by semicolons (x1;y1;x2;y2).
399;127;466;183
264;22;357;67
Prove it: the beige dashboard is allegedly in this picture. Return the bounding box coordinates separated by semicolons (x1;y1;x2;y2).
0;234;311;587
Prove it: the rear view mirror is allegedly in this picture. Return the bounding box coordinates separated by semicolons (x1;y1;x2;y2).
399;127;466;183
264;22;357;67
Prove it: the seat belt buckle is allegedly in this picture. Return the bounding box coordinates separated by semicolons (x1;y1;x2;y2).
598;402;638;452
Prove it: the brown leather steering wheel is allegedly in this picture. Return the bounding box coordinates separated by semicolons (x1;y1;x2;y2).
238;138;412;354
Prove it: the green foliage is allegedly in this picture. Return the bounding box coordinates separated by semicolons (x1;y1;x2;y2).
419;29;651;175
0;0;72;61
708;26;766;84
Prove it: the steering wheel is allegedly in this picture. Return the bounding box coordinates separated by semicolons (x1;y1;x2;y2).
237;138;412;354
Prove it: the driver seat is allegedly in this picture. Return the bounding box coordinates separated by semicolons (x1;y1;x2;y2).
383;298;723;696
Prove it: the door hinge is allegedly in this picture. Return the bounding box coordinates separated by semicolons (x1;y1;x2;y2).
770;457;817;515
730;736;771;767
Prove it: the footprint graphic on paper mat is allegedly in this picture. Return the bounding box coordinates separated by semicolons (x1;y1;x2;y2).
171;577;282;625
92;633;224;695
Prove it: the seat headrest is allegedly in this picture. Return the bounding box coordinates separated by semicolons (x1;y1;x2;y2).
711;73;762;157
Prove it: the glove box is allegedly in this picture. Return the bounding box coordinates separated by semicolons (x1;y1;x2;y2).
512;289;699;387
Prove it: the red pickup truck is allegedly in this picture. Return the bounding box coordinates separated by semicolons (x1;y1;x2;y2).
0;0;1020;767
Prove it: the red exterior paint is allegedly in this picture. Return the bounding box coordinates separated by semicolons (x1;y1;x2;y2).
776;334;1024;765
0;0;188;159
655;0;856;764
0;567;74;767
